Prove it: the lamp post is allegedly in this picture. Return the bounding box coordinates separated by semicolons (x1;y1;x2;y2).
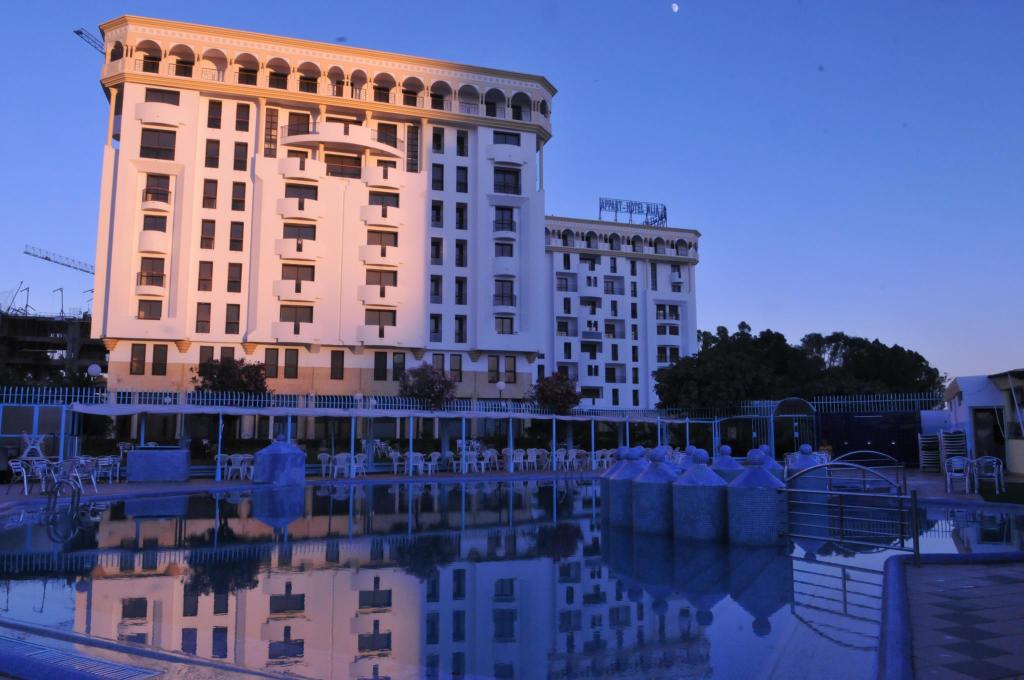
496;381;510;472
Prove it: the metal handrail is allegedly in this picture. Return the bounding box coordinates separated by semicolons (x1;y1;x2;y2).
136;272;165;287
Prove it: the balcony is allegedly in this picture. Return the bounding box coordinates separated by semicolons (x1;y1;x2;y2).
135;272;165;297
275;238;319;261
268;593;306;616
357;632;392;655
277;197;322;221
134;101;186;127
273;279;320;302
358;284;399;306
487;144;530;165
279;122;403;158
278;156;325;181
357;244;400;266
272;321;314;342
492;258;518;277
140;187;171;212
356;324;400;344
138;230;169;254
362;165;405;190
358;590;393;610
360;204;402;228
581;330;602;341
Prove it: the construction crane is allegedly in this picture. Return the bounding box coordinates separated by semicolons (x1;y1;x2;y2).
24;245;95;275
73;28;104;54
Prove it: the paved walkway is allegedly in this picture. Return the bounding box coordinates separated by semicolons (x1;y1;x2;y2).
906;562;1024;679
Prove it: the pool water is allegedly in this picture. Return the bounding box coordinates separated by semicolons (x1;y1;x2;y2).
0;480;1020;679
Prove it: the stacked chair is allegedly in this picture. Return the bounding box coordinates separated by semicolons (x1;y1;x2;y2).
917;433;940;472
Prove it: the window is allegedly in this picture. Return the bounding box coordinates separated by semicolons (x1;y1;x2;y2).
326;152;360;178
488;355;500;383
264;107;278;157
432;352;444;371
140;129;175;160
265;348;279;378
227;263;242;292
202;180;217;209
431;164;444;190
430;238;443;265
456;130;468;156
213;590;228;615
282;264;315;292
495;206;514;232
455;166;468;192
225;304;240;334
455;240;467;267
450;354;463;382
426;612;440;644
233;142;248;171
181;628;197;655
138;299;162;320
207;100;222;128
494;167;520;194
121;597;147;620
494;279;515;306
455;316;467;343
392;352;406;381
650;262;658;291
495;241;513;257
284;349;298;379
455;277;467;305
432;127;444;153
299;74;317;93
429;275;442;303
229;222;244;251
212;627;227;659
374;352;387;381
129;344;145;375
143;215;166;232
205;139;219;168
200;220;215;249
377;122;398;147
330;350;345;379
198;346;213;365
368;230;398;253
453;569;466;598
366;269;397;291
455;202;467;229
283;223;316;240
494;610;517;641
504;356;517;383
231;182;246;211
364;309;396;337
493;131;520;146
196;303;211;333
453;610;466;642
198;261;213;291
431;200;443;228
280;305;313;330
495;316;514;335
235;103;250;132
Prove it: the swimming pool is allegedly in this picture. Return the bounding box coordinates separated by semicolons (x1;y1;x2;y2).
0;480;1020;679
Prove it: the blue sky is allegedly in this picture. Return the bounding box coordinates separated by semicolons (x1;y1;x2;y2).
1;1;1020;379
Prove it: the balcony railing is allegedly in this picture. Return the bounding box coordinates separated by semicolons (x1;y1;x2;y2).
493;295;516;306
357;632;392;653
458;101;479;115
358;590;393;610
166;62;193;77
494;180;521;195
134;58;160;74
269;593;306;614
136;272;165;287
283;278;313;293
201;68;225;82
494;220;516;232
142;187;171;203
236;70;258;86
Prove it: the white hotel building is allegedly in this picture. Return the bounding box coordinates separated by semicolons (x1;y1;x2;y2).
92;16;698;409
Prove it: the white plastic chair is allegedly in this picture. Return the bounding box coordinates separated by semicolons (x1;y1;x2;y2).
7;459;30;495
945;456;971;494
511;450;525;472
226;454;246;480
215;454;230;480
973;456;1005;494
408;452;425;475
352;454;368;476
317;453;333;477
389;450;402;474
426;452;440;475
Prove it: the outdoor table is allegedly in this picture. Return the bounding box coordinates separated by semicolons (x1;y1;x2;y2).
126;446;191;482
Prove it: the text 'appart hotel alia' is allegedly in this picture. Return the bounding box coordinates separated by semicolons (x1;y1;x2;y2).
91;15;699;408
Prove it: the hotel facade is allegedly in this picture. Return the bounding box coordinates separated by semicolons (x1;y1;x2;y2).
92;16;698;410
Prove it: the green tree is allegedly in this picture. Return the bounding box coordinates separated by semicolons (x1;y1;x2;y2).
398;364;456;409
531;373;581;414
191;358;268;392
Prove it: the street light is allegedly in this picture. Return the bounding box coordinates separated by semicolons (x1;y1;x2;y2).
495;380;507;401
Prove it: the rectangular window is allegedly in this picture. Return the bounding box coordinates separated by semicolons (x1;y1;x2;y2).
453;569;466;599
227;263;242;292
220;347;235;362
264;107;278;157
202;179;217;209
455;240;467;267
376;122;398;147
140;128;175;160
455;316;467;343
181;628;197;655
231;182;246;211
453;610;466;642
229;222;244;251
279;305;313;329
432;164;444;191
129;344;145;375
432;352;444;371
494;167;520;194
364;309;397;337
455;166;468;192
283;223;316;240
265;348;279;378
504;355;517;383
330;350;345;379
298;75;317;93
430;238;443;265
430;276;442;304
151;342;167;374
650;262;658;291
494;609;517;641
284;348;298;379
456;130;468;156
207;100;222;128
199;346;214;365
493;131;520;146
374;352;387;381
432;127;444;153
137;300;162;320
211;627;227;659
455;277;467;305
143;174;169;205
450;354;463;382
426;612;439;645
365;269;397;288
235;103;250;132
392;352;406;381
487;355;500;383
205;139;219;168
190;224;212;254
213;590;228;615
142;214;166;232
121;597;147;619
494;206;514;232
225;304;240;334
233;142;248;171
455;202;467;230
196;303;211;333
367;230;398;248
325;152;361;178
494;279;515;306
495;316;514;335
431;200;443;228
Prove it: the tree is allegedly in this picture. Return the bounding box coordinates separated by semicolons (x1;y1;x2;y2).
654;323;943;409
192;358;268;392
399;363;456;409
531;373;581;415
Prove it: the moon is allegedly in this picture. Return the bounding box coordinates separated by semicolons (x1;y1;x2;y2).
671;2;679;12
